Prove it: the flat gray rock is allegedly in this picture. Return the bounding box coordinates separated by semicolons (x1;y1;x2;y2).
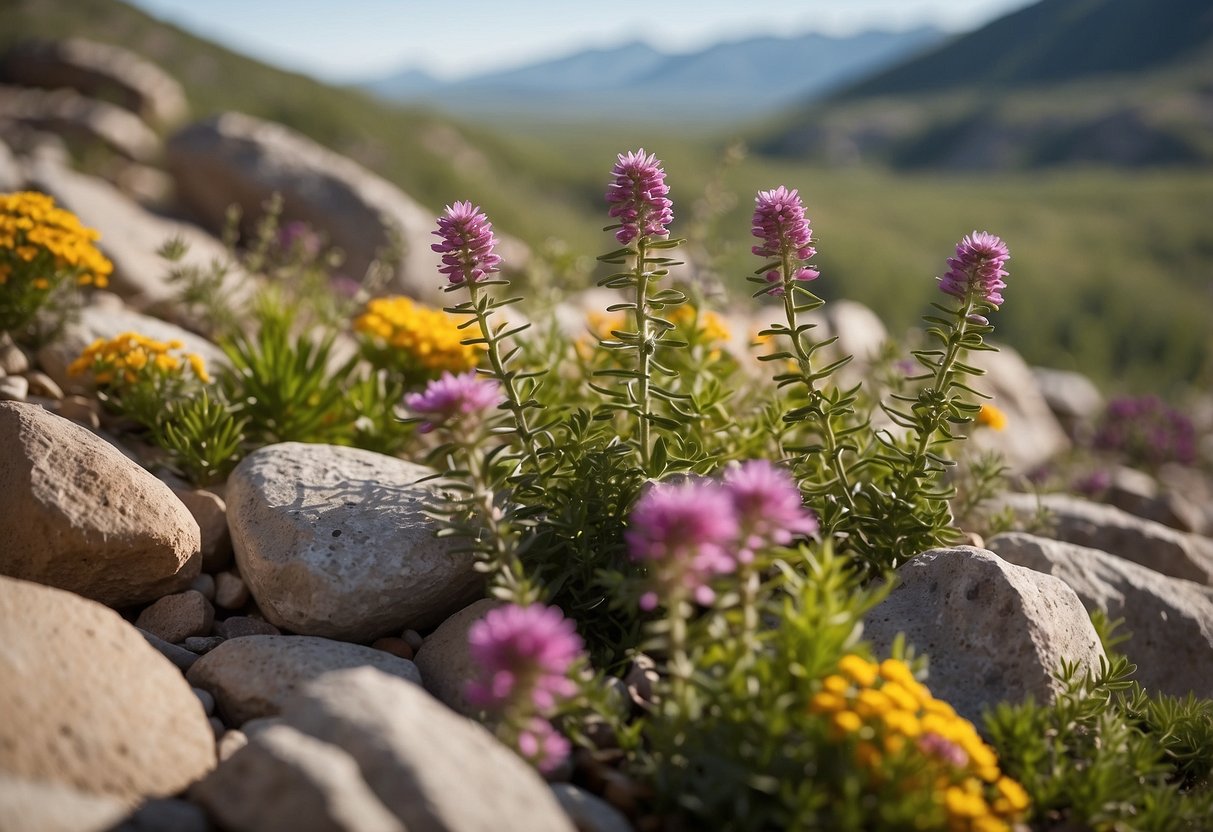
0;774;128;832
187;635;422;726
227;442;482;641
864;546;1105;725
988;532;1213;697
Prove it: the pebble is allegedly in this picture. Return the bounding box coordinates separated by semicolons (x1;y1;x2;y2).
182;636;226;654
372;636;414;661
189;573;216;601
0;336;29;374
192;686;216;716
217;728;249;761
138;628;199;672
214;570;250;610
214;615;281;639
56;395;101;429
209;716;225;739
24;371;63;400
0;376;29;402
134;590;215;644
402;629;424;652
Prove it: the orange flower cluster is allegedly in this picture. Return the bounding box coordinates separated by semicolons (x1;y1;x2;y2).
0;191;112;289
810;655;1030;832
68;332;210;386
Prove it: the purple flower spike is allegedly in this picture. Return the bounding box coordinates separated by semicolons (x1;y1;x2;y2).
466;604;583;715
939;231;1010;308
431;200;502;285
516;717;572;774
724;460;818;563
606;148;673;245
626;479;739;610
751;186;819;295
404;370;502;433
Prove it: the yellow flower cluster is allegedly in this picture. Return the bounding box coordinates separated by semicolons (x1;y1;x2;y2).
354;296;480;374
977;403;1008;431
810;655;1029;832
0;192;112;288
68;332;211;386
668;304;731;343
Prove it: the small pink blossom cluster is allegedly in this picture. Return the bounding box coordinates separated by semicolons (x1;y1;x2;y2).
432;200;502;285
466;604;584;773
751;185;819;295
626;460;818;610
605;148;674;244
938;230;1010;309
403;370;502;434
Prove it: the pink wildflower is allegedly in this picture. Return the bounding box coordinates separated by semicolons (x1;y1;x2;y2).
605;148;673;245
516;717;572;775
404;370;501;433
939;231;1009;308
625;479;739;610
466;604;583;714
431;200;502;285
723;460;818;563
751;186;819;294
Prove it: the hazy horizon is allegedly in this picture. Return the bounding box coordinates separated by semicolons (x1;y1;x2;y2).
121;0;1036;83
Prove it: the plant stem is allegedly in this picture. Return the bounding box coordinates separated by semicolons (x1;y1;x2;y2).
465;282;542;472
460;435;535;604
904;295;976;481
633;238;654;472
667;592;691;716
779;254;854;508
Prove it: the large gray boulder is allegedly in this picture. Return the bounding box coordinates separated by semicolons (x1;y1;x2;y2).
187;635;422;726
988;532;1213;698
280;667;576;832
0;85;159;162
0;576;216;803
994;492;1213;586
0;138;21;190
166;112;527;303
227;443;482;641
0;38;186;126
864;547;1105;725
0;402;200;608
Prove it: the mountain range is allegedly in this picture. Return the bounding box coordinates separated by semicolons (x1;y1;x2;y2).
360;28;945;123
755;0;1213;168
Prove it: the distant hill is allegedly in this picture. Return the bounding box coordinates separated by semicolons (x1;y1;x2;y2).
361;28;945;123
756;0;1213;169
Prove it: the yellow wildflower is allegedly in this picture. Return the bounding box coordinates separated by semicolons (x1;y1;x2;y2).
354;295;481;376
977;403;1007;431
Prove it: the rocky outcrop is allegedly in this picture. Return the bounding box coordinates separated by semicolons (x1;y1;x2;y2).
227;442;482;641
864;546;1105;724
0;38;187;126
0;85;159;162
988;532;1213;697
0;402;200;608
166;112;527;303
0;576;216;803
994;492;1213;586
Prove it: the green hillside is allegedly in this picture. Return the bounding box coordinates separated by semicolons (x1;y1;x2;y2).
757;0;1213;169
2;0;1211;393
841;0;1213;96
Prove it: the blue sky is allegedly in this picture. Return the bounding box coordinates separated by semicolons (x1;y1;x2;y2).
123;0;1035;82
